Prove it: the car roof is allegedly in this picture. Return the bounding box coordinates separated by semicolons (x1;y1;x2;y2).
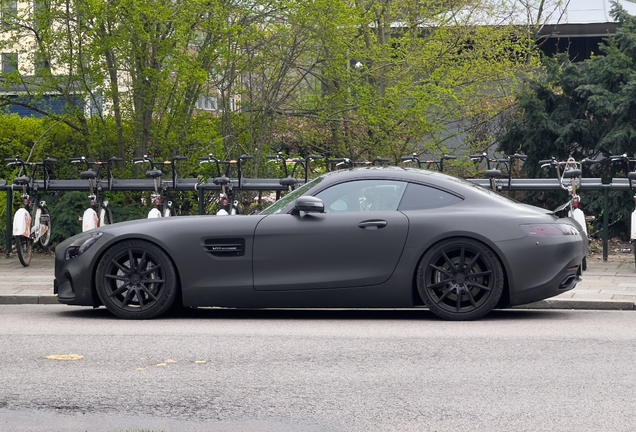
319;166;461;187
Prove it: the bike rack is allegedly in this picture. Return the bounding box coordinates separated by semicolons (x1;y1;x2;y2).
1;176;632;260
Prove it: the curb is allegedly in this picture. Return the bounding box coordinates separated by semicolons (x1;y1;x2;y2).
512;299;636;311
0;295;59;305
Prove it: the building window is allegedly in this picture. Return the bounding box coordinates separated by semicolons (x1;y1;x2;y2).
2;0;17;14
34;51;50;74
1;0;17;27
2;53;18;74
196;95;217;112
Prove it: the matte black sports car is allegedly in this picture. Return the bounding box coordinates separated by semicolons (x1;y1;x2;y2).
54;167;587;321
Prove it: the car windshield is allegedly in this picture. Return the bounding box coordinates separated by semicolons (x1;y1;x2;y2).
259;176;324;215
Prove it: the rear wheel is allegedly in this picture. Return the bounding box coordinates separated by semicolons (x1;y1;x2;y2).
95;240;178;319
15;235;33;267
417;238;504;321
37;207;52;247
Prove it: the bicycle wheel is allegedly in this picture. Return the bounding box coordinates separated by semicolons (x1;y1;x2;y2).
15;235;33;267
38;207;52;247
99;206;114;226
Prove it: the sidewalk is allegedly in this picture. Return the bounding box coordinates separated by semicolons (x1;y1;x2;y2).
0;252;635;309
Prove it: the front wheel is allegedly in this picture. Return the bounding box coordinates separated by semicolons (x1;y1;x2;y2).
95;240;178;319
37;207;52;247
15;235;33;267
416;238;504;321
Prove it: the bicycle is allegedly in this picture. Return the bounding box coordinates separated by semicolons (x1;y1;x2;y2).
333;156;391;169
70;156;122;231
4;156;57;267
198;154;253;215
133;155;187;218
609;154;636;267
470;153;527;192
266;153;323;191
540;156;597;270
401;153;456;172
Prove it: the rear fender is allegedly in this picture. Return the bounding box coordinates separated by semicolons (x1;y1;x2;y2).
12;208;31;237
148;208;162;218
82;208;99;232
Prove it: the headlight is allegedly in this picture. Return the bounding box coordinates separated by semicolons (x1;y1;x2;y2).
520;223;580;237
65;232;103;260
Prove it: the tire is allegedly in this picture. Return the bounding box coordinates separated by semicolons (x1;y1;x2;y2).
37;207;52;247
416;238;504;321
95;240;179;319
632;241;636;270
582;256;587;272
99;207;113;226
15;235;33;267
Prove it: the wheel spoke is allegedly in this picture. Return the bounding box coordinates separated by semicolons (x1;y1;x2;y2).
140;264;162;277
435;286;455;304
138;251;148;272
112;259;131;275
128;250;136;271
109;283;131;297
465;288;478;307
105;274;129;282
466;253;481;271
469;270;492;278
121;288;136;307
137;289;146;310
466;281;492;292
441;251;457;270
427;279;451;289
140;284;158;301
455;288;462;311
429;264;453;277
459;246;466;270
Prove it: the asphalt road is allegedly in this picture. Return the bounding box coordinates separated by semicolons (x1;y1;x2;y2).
1;305;636;432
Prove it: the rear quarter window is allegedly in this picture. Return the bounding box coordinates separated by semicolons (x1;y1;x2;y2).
398;183;463;211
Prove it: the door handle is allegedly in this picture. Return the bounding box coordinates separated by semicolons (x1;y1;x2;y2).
358;220;387;229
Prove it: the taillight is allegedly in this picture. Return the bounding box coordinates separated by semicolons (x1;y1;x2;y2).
520;224;580;237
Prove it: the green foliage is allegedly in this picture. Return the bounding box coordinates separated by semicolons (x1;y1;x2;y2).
497;3;636;240
48;192;86;245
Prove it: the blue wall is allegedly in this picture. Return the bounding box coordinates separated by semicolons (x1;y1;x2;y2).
2;95;82;118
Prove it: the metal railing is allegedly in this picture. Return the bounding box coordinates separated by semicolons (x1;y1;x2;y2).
2;176;631;260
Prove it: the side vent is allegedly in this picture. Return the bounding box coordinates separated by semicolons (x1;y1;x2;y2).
202;238;245;257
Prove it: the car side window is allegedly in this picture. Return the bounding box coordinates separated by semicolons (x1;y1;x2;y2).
398;183;463;211
316;180;407;213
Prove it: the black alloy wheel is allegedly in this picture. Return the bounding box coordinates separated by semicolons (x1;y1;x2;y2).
95;240;178;319
417;238;504;321
15;235;33;267
38;207;52;247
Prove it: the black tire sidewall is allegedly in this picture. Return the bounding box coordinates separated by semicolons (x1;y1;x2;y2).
95;239;178;319
15;236;32;267
417;238;504;321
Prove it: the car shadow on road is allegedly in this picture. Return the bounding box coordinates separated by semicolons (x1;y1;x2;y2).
55;306;569;322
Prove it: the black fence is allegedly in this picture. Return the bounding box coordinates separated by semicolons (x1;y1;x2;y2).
2;176;633;260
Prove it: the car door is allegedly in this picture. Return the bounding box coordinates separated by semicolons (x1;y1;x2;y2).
253;179;410;291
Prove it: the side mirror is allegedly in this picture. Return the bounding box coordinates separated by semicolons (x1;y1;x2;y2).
294;196;325;213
